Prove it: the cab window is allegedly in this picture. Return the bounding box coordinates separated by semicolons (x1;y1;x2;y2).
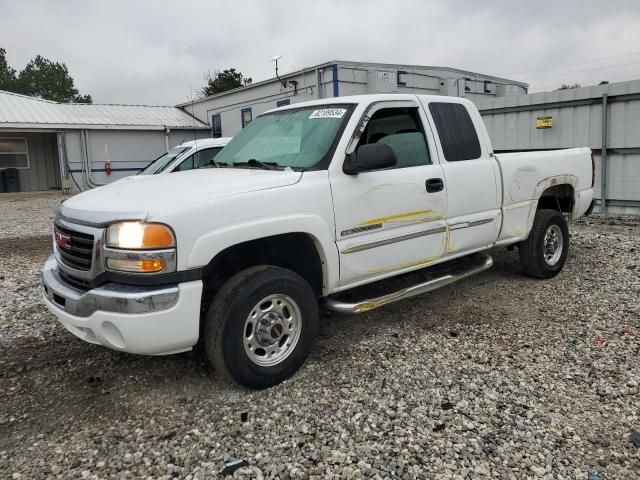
356;107;431;168
173;147;223;172
174;154;194;172
196;147;223;169
428;102;481;162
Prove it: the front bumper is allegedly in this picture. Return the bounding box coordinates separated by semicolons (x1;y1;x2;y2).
42;255;203;355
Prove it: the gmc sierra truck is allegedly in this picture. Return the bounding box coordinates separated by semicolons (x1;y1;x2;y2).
42;94;595;388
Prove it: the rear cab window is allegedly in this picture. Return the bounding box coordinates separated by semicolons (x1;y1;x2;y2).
428;102;481;162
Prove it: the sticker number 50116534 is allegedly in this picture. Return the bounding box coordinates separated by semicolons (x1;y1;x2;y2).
309;108;347;119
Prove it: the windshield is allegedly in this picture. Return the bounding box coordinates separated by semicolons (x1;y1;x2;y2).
138;146;189;175
215;105;354;170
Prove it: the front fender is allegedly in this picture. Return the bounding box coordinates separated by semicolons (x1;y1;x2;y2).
187;214;339;294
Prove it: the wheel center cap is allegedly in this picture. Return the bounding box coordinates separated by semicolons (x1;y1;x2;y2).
256;312;284;345
270;323;284;339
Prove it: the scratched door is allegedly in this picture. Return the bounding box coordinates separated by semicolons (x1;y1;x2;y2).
329;102;447;289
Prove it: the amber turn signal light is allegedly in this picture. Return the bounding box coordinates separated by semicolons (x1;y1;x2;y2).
106;258;166;273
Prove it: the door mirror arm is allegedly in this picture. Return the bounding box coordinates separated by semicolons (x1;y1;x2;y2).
343;153;361;175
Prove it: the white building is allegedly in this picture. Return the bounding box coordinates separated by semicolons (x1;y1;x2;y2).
0;90;209;192
179;60;528;138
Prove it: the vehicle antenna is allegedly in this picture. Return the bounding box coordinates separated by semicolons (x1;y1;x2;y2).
191;87;198;150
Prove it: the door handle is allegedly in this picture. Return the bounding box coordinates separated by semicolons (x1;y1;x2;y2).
425;178;444;193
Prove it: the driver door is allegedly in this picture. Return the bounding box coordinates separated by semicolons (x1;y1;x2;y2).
329;100;447;288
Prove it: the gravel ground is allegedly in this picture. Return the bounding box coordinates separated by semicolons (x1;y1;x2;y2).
0;192;67;240
0;193;639;479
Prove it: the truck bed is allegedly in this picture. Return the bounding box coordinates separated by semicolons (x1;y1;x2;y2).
494;147;593;245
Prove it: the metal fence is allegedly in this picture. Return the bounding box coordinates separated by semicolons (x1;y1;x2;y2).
476;80;640;215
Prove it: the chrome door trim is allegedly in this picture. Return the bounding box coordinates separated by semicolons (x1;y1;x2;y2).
448;217;494;231
341;225;446;254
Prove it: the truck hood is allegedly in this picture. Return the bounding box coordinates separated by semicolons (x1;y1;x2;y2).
59;168;303;225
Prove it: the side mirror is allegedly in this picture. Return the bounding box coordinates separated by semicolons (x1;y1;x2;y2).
343;143;397;175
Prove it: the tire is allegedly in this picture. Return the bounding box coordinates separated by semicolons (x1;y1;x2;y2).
519;209;569;279
203;265;319;389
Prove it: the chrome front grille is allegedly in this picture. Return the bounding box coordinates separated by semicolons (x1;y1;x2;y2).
52;218;104;285
54;224;95;271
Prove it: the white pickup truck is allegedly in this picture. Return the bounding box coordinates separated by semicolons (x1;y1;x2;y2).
42;94;595;388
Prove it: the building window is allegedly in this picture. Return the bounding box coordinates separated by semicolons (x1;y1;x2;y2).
211;113;222;138
397;70;407;87
276;98;290;107
0;138;29;168
241;107;252;128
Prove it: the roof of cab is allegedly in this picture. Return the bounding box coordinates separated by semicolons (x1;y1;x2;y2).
179;137;232;148
262;93;475;116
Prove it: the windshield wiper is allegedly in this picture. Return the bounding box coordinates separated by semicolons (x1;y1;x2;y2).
233;159;280;170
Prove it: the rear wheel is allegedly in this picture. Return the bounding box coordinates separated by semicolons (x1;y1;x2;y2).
203;266;318;389
519;209;569;279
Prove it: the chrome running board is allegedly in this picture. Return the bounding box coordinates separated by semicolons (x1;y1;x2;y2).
324;254;493;314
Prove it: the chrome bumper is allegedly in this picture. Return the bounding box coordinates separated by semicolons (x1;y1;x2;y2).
42;255;179;317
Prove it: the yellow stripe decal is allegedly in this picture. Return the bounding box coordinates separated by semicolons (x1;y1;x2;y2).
359;210;433;226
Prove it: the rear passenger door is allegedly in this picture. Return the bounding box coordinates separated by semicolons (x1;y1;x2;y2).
330;100;447;287
421;100;501;255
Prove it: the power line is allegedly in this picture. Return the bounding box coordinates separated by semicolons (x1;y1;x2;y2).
522;60;640;81
499;50;640;76
528;72;640;92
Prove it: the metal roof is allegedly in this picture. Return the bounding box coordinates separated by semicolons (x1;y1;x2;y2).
177;59;529;107
0;90;209;130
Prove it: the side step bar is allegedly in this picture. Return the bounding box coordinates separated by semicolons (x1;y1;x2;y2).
324;254;494;315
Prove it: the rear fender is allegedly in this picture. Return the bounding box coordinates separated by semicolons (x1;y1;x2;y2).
526;174;578;232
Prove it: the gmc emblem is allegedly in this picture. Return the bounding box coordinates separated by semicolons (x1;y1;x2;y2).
55;232;72;250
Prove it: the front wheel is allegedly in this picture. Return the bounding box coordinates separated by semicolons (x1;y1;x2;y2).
203;266;319;389
518;209;569;279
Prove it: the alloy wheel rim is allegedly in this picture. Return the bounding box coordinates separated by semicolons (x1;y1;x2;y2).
543;224;563;266
243;294;302;367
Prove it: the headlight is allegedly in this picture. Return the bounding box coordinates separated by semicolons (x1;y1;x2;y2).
106;222;175;249
104;222;176;274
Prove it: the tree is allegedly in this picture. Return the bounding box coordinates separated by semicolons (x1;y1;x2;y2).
199;68;252;97
555;83;581;91
0;48;17;91
16;54;92;103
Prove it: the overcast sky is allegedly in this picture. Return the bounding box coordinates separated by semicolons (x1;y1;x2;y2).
1;0;639;105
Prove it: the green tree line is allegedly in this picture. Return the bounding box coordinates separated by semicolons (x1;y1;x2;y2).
0;47;92;103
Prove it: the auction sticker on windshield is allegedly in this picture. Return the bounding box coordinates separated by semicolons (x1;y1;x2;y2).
309;108;347;119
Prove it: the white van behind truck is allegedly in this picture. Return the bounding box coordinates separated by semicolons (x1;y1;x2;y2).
42;94;594;389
